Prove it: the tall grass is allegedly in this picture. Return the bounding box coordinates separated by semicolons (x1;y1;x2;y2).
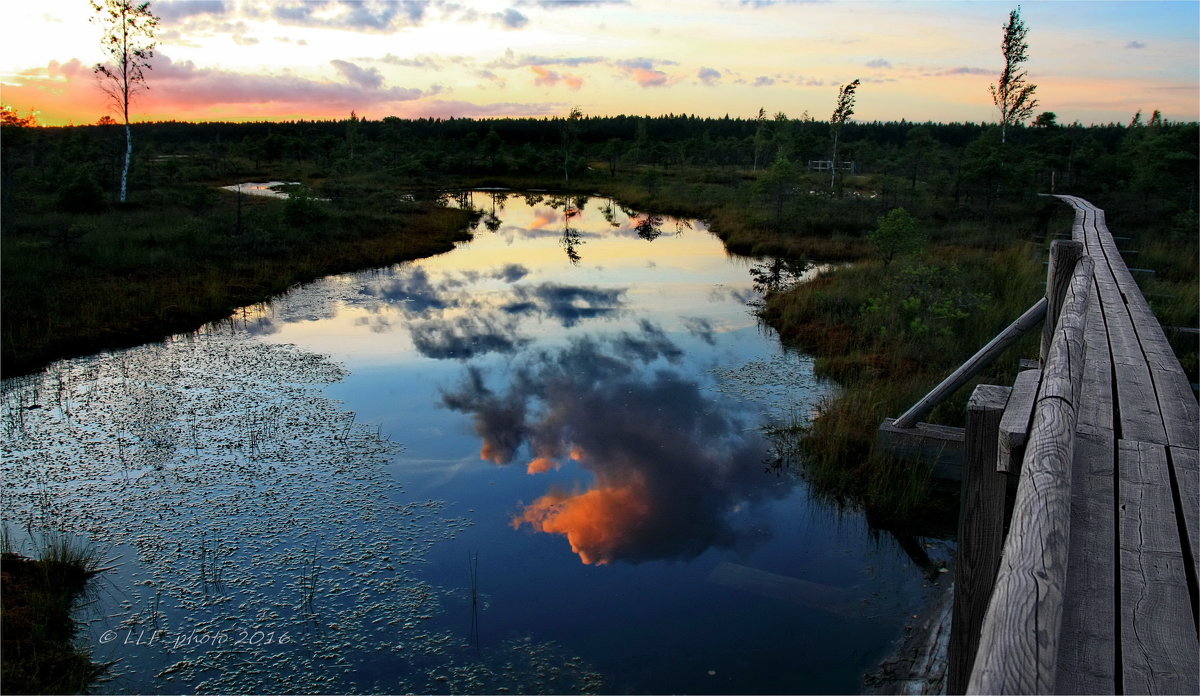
1;529;109;694
760;230;1047;523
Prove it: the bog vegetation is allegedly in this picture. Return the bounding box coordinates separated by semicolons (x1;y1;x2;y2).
2;107;1197;523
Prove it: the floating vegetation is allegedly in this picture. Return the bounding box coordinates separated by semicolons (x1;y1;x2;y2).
708;351;829;425
0;332;516;693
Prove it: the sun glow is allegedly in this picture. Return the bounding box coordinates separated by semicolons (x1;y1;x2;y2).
5;2;1192;127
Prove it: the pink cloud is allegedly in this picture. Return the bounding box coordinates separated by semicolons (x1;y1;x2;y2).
530;65;583;90
3;55;564;124
630;67;668;87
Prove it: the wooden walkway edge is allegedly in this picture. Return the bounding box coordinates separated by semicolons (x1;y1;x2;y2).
885;195;1198;695
971;195;1199;695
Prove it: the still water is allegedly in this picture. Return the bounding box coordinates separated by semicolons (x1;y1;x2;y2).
1;192;948;694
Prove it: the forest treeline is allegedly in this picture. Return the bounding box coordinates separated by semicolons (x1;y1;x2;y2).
5;111;1198;216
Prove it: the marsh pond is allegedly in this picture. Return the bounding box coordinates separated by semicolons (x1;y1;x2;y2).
2;191;949;694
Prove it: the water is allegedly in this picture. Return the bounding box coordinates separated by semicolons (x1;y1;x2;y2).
1;191;950;694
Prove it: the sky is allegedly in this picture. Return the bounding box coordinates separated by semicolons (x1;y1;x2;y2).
2;0;1197;126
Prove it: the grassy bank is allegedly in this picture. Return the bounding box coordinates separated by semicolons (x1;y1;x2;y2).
1;534;107;694
2;176;475;376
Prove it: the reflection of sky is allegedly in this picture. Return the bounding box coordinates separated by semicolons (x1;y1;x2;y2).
241;192;944;694
248;194;809;567
251;195;762;366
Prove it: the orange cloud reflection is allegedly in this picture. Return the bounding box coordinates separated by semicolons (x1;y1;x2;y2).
480;441;508;465
527;456;559;474
512;485;651;565
528;208;559;230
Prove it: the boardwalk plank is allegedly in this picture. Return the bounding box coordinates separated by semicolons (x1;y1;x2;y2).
1089;257;1168;444
1076;284;1115;437
1118;439;1199;695
1055;429;1117;695
1089;209;1197;449
1167;445;1199;631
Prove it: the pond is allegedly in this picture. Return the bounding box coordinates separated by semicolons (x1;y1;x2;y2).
1;191;949;694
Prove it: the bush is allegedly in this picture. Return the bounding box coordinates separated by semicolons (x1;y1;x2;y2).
869;207;926;265
280;185;327;227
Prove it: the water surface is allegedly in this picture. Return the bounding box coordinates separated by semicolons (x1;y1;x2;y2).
1;191;948;694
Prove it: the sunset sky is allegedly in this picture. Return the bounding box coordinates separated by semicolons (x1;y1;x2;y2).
3;0;1197;126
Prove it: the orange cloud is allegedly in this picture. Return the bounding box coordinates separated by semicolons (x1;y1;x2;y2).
512;485;651;565
526;445;584;473
530;65;583;90
527;456;560;474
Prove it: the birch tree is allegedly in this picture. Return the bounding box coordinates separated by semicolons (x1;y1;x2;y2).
92;0;159;203
990;7;1037;144
561;107;583;184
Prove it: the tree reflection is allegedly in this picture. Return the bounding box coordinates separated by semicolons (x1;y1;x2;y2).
749;257;811;295
633;214;665;241
557;196;585;264
599;200;620;228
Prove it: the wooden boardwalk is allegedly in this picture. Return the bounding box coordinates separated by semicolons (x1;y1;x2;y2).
930;195;1198;694
1049;195;1198;695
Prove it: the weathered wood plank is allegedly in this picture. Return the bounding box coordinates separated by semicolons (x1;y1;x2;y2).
1088;250;1169;444
1121;291;1199;449
1076;287;1115;438
894;299;1046;429
1054;430;1117;695
998;368;1041;474
877;418;965;480
1166;445;1199;632
1118;439;1200;695
968;397;1077;694
1078;196;1191;448
948;384;1011;694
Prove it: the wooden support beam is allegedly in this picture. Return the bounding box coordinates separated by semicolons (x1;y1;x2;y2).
948;384;1012;694
877;418;965;481
893;298;1047;429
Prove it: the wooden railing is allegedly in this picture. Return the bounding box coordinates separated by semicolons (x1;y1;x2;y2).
929;240;1094;693
884;198;1197;695
966;247;1094;693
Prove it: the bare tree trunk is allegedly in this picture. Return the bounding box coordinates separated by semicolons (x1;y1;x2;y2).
829;132;839;192
120;123;131;203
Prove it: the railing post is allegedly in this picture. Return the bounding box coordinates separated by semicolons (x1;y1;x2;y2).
1042;240;1084;364
947;383;1012;694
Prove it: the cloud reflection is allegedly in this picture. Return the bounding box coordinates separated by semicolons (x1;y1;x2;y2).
442;337;790;565
502;284;624;327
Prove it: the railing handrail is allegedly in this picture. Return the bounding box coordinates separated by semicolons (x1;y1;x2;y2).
966;252;1095;694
